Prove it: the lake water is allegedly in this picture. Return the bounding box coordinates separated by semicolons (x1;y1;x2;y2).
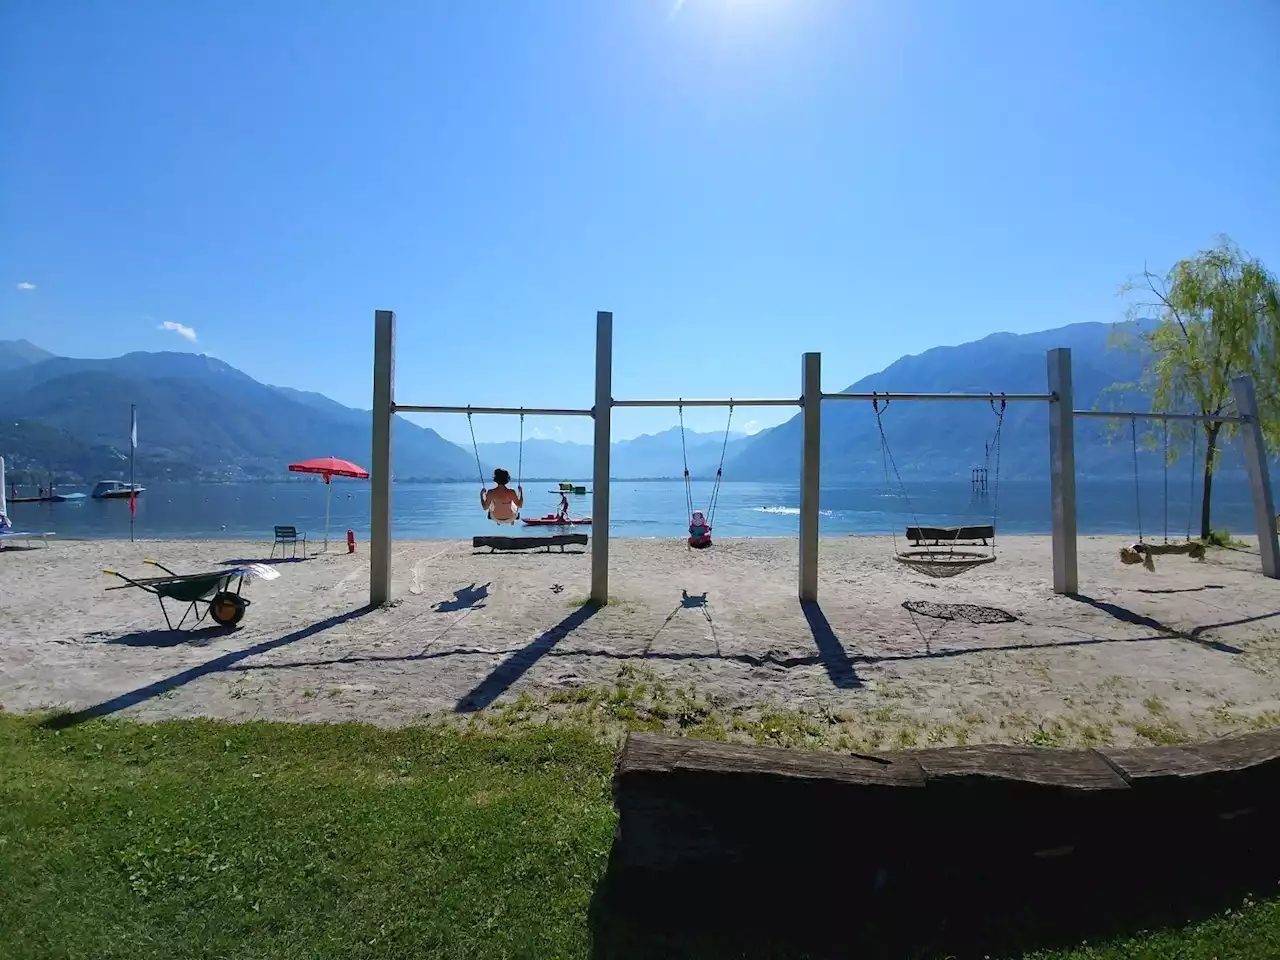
4;477;1268;541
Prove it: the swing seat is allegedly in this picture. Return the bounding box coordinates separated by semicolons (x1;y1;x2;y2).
1120;541;1206;571
894;549;997;578
688;515;712;549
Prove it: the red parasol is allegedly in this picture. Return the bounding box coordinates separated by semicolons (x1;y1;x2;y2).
288;457;369;481
287;457;369;550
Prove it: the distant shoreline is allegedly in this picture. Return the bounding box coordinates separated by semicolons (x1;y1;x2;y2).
17;533;1224;545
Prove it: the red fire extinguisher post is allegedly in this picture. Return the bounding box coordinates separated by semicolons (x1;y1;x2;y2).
347;529;356;554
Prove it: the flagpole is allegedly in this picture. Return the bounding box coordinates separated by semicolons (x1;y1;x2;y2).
129;404;136;543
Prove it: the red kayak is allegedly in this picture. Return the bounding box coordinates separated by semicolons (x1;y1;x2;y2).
522;515;593;526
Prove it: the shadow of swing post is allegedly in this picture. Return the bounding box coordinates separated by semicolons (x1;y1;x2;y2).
800;601;863;690
454;601;601;713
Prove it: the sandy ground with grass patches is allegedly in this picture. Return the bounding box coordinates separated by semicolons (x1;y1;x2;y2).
4;535;1280;748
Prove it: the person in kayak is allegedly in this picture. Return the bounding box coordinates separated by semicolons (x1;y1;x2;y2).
481;468;523;524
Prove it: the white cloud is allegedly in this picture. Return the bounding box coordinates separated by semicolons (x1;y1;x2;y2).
15;282;35;291
158;321;197;343
158;320;198;343
742;419;760;435
667;0;688;19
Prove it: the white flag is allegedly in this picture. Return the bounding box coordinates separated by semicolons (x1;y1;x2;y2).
130;407;137;449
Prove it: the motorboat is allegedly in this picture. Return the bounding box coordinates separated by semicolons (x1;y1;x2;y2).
92;480;145;500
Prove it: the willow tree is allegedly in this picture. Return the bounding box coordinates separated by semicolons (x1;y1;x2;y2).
1115;237;1280;540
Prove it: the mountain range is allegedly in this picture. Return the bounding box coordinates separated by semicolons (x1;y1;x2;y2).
0;341;473;485
729;322;1170;482
0;339;747;485
0;323;1228;487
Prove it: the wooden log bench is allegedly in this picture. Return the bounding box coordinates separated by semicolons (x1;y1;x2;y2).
906;524;995;545
608;729;1280;919
472;534;588;553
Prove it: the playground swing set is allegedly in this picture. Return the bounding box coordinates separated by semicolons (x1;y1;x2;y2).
368;310;1280;608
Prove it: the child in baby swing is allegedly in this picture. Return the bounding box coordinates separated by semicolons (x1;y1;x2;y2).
687;510;712;549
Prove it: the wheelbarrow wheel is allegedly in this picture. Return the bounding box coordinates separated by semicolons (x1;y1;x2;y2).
209;592;247;626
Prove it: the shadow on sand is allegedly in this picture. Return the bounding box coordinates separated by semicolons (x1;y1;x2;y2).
801;600;863;689
42;606;373;729
211;590;1264;690
434;582;489;613
454;602;600;713
107;624;237;648
1070;593;1257;655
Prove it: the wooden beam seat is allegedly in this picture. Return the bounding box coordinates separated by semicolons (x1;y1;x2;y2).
906;524;995;545
472;534;588;553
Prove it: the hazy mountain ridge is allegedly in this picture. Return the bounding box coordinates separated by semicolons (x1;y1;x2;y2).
725;320;1249;481
1;323;1246;486
474;427;750;481
0;342;473;482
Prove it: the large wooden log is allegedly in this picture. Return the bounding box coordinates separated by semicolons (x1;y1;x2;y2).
1101;727;1280;833
613;735;923;872
471;534;588;552
611;730;1280;883
906;524;995;544
606;731;1280;946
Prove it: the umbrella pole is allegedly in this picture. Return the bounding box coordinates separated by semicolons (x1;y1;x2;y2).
324;478;332;552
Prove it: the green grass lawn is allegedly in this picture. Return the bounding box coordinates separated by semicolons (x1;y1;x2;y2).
2;713;1278;959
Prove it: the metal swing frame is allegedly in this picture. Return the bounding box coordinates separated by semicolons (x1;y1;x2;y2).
369;312;1280;607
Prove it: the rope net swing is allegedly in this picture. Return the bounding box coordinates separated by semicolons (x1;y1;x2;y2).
875;393;1006;578
469;408;524;524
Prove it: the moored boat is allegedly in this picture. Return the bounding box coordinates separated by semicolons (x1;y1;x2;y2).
91;480;145;500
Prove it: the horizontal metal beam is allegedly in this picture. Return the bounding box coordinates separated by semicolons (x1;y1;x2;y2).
611;397;800;408
821;392;1055;402
1073;409;1246;424
393;404;596;417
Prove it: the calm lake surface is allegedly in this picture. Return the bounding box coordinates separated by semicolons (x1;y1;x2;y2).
5;477;1267;541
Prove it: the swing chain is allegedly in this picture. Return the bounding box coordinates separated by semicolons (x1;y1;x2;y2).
516;409;524;520
1130;416;1144;544
679;401;694;520
1162;418;1169;544
467;408;485;487
706;400;734;528
873;393;920;560
1188;426;1198;543
987;394;1006;554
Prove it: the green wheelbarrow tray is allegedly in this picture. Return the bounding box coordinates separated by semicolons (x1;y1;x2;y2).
105;559;282;630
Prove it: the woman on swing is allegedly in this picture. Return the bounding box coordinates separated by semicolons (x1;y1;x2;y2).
480;468;523;524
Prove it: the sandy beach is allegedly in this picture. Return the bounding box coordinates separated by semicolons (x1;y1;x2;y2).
3;534;1280;746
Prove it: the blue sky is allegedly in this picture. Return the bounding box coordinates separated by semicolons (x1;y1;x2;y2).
3;0;1278;445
